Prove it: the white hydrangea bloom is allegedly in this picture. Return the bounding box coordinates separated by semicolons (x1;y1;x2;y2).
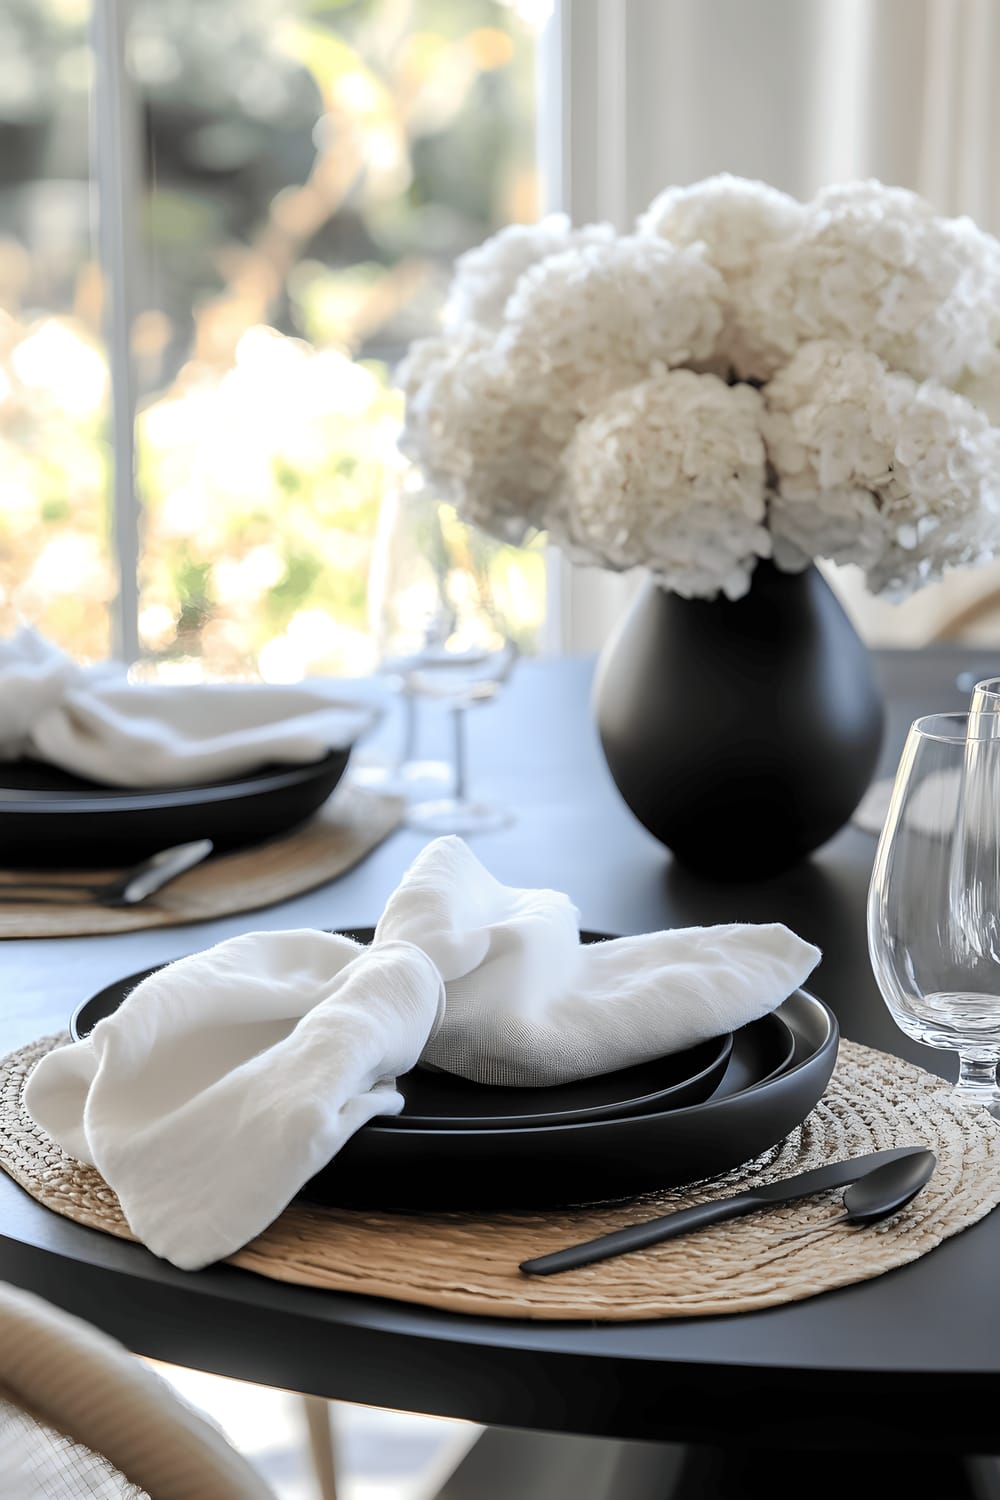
868;379;1000;595
558;371;770;600
638;174;807;381
763;341;1000;596
956;357;1000;423
397;329;572;540
399;182;1000;601
497;236;727;417
739;179;1000;384
442;214;616;332
639;172;805;273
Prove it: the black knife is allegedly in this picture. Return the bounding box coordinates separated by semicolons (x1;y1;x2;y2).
519;1146;929;1276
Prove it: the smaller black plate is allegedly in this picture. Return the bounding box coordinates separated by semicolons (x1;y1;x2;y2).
711;1008;796;1098
69;947;735;1127
388;1034;734;1128
0;750;351;866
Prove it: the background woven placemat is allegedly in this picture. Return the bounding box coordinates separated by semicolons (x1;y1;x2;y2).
3;1030;1000;1319
0;786;403;938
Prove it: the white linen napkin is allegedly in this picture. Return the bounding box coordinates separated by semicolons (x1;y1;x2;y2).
25;836;821;1271
0;626;381;786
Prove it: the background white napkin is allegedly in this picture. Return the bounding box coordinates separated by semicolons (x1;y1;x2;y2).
25;836;821;1271
852;769;962;838
0;627;380;786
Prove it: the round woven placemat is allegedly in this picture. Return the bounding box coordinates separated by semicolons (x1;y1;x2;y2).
3;1031;1000;1320
0;786;403;938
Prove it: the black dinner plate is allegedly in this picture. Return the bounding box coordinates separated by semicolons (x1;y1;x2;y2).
309;987;836;1211
69;928;832;1210
0;750;352;866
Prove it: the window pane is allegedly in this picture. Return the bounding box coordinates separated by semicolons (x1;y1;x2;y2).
132;0;545;681
0;0;113;660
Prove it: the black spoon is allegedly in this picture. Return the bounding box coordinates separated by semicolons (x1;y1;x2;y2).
520;1147;937;1276
773;1148;936;1243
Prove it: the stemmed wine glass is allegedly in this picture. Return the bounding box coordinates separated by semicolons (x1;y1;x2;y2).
366;481;520;835
868;711;1000;1117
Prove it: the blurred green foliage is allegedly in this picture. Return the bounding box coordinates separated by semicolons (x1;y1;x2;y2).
0;0;545;675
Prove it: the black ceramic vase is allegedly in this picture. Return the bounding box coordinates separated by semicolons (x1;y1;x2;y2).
592;561;885;881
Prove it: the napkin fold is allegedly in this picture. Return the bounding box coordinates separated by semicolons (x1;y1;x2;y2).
0;627;380;786
25;836;821;1271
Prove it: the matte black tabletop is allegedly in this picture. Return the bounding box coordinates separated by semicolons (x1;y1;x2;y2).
2;647;1000;1455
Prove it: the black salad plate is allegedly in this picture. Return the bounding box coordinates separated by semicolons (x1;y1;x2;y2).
0;750;351;865
70;935;737;1126
71;967;733;1128
383;1032;734;1129
719;1006;796;1094
70;928;833;1211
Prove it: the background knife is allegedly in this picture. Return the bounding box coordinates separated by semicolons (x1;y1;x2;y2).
103;838;214;906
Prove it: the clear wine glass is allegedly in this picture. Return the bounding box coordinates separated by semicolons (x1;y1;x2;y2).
367;482;520;835
868;711;1000;1117
970;677;1000;732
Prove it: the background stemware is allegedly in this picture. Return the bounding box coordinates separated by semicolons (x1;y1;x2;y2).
351;484;453;800
970;677;1000;734
868;711;1000;1118
366;482;521;835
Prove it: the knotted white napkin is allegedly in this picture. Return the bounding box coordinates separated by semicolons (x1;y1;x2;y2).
25;836;821;1271
0;627;380;786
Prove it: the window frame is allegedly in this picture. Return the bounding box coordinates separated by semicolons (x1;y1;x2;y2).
538;0;640;655
92;0;142;662
94;0;586;664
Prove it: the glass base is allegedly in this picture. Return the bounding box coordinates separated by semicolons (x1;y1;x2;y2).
348;757;451;800
401;758;452;792
951;1054;1000;1118
405;796;514;836
951;1082;1000;1120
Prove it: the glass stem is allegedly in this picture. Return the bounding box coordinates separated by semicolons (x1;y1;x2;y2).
955;1054;1000;1106
452;706;467;803
399;690;418;767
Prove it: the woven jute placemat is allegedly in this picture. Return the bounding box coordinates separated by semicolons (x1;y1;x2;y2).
3;1031;1000;1321
0;786;404;939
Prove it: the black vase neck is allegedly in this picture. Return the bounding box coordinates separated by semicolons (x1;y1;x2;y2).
640;560;853;653
653;559;819;609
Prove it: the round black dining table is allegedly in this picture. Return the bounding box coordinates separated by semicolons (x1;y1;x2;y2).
3;647;1000;1500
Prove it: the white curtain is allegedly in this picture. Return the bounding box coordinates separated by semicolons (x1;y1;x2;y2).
548;0;1000;651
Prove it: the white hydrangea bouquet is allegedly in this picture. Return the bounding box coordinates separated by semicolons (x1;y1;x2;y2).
398;175;1000;603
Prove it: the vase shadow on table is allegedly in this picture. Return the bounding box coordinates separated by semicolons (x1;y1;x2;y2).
661;850;843;934
660;851;941;1073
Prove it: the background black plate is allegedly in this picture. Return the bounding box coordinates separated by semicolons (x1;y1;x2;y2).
70;929;830;1209
0;750;351;865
